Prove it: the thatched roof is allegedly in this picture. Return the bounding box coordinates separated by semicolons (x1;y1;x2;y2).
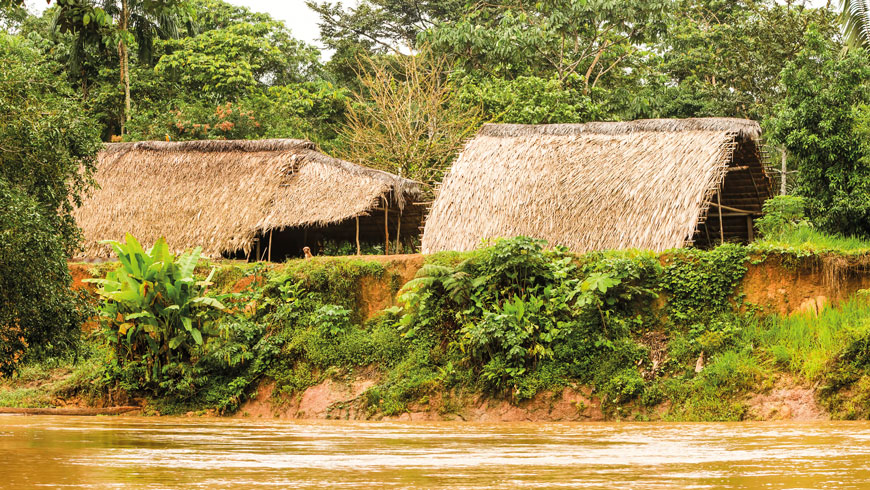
421;117;765;254
75;139;421;259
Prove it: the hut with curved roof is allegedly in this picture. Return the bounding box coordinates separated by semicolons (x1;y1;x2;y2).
75;139;424;260
421;118;771;254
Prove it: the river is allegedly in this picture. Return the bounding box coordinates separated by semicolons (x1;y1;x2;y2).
2;416;870;488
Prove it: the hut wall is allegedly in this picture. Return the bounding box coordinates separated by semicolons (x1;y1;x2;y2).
693;135;772;247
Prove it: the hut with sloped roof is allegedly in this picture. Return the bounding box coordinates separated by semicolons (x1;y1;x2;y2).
75;139;424;260
421;118;771;253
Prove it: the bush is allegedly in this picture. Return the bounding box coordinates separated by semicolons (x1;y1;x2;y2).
755;195;811;238
0;33;101;375
88;234;226;389
397;237;659;400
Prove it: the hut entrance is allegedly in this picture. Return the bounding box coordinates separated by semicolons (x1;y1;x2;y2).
226;200;426;261
693;134;771;248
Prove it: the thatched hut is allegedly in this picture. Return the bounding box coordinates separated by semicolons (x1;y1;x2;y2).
75;139;424;260
422;118;771;254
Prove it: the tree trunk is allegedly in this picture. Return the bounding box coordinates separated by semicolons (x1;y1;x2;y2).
780;148;788;195
120;0;131;136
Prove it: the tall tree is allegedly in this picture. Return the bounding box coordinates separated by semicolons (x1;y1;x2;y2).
0;33;101;374
307;0;463;85
53;0;190;135
339;49;480;191
767;30;870;237
637;0;840;121
424;0;668;85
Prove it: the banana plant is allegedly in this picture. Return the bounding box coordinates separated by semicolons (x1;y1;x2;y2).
86;233;225;382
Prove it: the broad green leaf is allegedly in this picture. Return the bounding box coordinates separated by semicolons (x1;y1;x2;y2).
191;296;226;310
190;328;203;345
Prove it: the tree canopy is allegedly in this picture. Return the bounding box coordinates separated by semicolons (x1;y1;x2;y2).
0;33;101;374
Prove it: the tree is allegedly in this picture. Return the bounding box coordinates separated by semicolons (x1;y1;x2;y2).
186;0;322;86
155;21;319;101
307;0;464;51
637;0;840;122
307;0;463;85
766;30;870;237
0;33;101;375
339;49;481;192
455;74;602;124
424;0;668;88
53;0;190;135
842;0;870;49
126;81;349;150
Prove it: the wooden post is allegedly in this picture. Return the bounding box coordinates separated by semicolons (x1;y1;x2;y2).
384;199;390;255
780;148;788;195
255;238;261;263
355;216;361;255
717;190;724;245
395;210;402;254
267;229;273;262
746;215;755;242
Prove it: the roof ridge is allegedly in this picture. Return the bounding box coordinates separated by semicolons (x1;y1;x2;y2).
102;138;316;153
479;118;761;139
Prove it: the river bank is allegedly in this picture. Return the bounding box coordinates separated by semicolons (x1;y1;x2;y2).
4;239;870;422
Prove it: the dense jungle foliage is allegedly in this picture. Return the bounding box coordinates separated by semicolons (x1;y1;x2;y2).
3;0;870;419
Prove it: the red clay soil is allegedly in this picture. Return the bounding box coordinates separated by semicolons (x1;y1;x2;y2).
0;406;142;416
742;256;870;316
232;372;832;422
231;274;266;293
234;375;605;422
745;376;826;421
68;264;97;293
358;254;425;320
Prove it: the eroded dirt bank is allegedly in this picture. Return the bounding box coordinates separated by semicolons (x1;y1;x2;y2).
231;373;826;422
55;252;868;422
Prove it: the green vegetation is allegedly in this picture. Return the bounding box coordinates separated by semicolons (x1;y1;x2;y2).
5;233;870;422
767;30;870;238
86;234;226;391
751;196;870;255
0;32;100;376
3;0;870;422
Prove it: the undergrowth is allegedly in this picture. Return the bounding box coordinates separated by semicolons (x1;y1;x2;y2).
7;234;870;422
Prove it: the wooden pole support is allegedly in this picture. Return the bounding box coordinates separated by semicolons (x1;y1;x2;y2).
746;215;755;242
717;190;724;245
395;210;402;254
355;216;361;255
384;199;390;255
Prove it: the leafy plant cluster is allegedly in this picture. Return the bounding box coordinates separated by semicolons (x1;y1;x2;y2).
755;195;811;238
33;232;870;422
87;234;226;391
397;237;661;401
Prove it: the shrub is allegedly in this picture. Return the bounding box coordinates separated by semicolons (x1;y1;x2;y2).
755;195;811;238
87;234;226;387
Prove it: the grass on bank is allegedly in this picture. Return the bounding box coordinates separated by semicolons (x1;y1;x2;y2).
746;295;870;380
751;226;870;255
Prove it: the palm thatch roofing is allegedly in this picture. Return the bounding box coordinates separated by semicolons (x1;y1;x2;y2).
74;139;422;259
422;118;770;254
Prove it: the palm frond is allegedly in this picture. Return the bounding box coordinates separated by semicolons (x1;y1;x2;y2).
842;0;870;50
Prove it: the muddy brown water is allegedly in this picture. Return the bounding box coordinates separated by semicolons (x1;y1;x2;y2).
2;416;870;489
